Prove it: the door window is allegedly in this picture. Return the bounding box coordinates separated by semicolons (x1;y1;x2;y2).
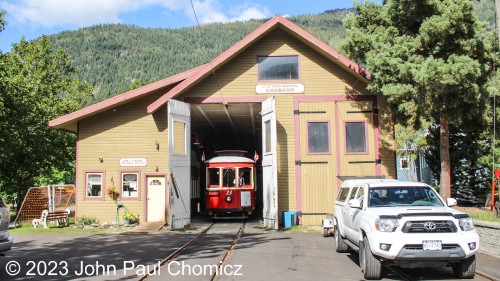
345;121;367;153
307;122;330;153
337;187;350;202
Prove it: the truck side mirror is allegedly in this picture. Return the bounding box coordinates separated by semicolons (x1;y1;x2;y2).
447;198;457;207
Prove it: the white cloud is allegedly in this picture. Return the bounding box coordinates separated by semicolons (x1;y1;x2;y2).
0;0;142;27
0;0;271;28
228;4;270;22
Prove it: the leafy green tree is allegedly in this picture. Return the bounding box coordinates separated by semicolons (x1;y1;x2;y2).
395;123;429;182
0;14;92;208
0;10;5;34
341;0;498;199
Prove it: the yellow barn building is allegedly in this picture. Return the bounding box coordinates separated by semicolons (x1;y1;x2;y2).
49;15;396;228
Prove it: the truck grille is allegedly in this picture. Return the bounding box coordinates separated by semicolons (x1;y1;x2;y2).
403;244;460;250
401;221;457;233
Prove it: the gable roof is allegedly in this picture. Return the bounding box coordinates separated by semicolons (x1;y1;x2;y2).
49;64;206;132
146;14;369;114
49;14;369;132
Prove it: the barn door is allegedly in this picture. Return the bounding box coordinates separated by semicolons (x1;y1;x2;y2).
297;102;336;226
261;97;278;229
336;101;377;178
168;99;191;229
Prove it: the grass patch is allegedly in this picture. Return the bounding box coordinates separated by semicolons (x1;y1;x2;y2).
284;225;322;234
454;207;500;223
253;225;274;231
9;225;108;234
9;219;131;235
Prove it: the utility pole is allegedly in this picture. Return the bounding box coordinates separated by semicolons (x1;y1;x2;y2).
493;0;500;211
497;0;500;42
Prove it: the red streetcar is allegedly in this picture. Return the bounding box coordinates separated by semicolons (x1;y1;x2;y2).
205;150;257;219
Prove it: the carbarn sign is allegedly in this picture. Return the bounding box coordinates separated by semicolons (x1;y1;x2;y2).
256;84;304;94
120;158;147;167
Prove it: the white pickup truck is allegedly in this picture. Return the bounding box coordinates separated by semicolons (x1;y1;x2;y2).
333;179;479;280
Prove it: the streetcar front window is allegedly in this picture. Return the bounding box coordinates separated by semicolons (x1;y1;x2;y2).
238;168;251;187
222;168;236;187
208;168;220;187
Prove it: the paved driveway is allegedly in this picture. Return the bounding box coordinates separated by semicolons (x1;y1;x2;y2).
1;226;498;281
1;232;194;280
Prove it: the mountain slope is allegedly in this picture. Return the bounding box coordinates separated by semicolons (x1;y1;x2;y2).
47;2;494;104
48;10;349;103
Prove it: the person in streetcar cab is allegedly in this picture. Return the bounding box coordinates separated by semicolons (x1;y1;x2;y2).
238;171;245;186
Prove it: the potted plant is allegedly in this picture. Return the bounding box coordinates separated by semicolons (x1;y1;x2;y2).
106;186;120;201
122;209;138;225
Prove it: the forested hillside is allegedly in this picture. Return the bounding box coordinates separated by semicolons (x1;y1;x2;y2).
47;3;494;104
48;9;349;103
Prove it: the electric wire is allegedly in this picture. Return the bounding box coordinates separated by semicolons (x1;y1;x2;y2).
189;0;227;105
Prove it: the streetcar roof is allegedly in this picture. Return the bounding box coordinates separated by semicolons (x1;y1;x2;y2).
206;156;254;164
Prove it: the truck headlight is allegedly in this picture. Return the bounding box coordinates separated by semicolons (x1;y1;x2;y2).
375;218;399;232
459;217;475;231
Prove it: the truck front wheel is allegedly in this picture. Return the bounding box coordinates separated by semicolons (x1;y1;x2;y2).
334;224;348;252
452;255;476;279
360;236;382;280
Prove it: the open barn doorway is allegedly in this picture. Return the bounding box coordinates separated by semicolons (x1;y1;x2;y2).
189;102;264;219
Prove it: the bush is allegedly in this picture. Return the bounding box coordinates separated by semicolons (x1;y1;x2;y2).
77;216;97;225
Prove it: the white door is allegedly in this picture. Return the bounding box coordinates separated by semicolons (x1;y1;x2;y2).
147;176;166;222
168;99;191;229
261;97;278;229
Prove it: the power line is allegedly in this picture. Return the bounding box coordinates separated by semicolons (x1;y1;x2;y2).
189;0;227;105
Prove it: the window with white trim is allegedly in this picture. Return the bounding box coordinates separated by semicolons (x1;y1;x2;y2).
258;56;299;80
86;173;103;197
122;173;139;198
400;158;409;170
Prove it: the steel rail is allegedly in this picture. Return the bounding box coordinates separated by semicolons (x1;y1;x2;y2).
210;221;246;281
476;270;500;281
138;221;216;281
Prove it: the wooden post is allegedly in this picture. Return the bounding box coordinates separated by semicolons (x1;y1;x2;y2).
492;178;496;211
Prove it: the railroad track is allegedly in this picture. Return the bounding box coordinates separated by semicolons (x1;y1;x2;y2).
138;220;246;281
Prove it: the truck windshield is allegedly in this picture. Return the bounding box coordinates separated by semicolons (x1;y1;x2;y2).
368;186;444;207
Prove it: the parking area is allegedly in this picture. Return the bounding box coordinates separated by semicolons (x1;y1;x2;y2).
1;220;499;281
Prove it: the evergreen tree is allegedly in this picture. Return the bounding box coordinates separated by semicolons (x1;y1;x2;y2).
341;0;498;199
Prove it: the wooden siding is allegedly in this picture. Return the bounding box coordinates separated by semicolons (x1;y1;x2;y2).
377;95;397;178
179;28;394;225
72;26;395;226
77;91;168;224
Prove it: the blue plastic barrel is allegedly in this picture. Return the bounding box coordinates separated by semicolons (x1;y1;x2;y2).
282;211;297;228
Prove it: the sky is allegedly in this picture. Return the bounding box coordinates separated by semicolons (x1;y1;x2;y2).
0;0;360;52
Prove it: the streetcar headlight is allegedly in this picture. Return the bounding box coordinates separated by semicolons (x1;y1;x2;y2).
225;195;232;203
